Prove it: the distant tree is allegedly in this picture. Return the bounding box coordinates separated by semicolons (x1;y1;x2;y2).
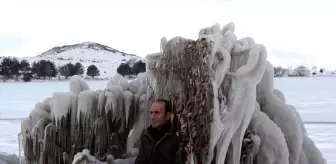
32;60;57;79
312;66;317;75
59;63;75;79
0;57;20;78
74;62;84;75
38;60;48;78
19;60;31;72
32;61;39;77
22;73;33;82
273;66;288;77
287;66;294;76
117;63;132;76
87;65;100;79
319;68;324;74
19;60;33;82
131;60;146;75
293;65;310;77
44;60;57;79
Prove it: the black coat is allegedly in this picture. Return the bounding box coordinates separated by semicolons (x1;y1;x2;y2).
135;122;183;164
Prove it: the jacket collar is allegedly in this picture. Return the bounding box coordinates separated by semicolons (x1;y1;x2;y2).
143;121;175;141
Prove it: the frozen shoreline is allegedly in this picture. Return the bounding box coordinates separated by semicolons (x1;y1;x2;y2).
0;153;20;164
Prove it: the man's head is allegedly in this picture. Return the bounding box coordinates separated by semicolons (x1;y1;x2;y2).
150;99;172;128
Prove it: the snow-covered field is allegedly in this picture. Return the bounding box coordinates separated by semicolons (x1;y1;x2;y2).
0;77;335;163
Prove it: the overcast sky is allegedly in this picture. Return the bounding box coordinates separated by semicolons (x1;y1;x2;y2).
0;0;335;69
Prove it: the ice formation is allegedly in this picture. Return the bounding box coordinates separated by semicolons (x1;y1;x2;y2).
19;22;326;164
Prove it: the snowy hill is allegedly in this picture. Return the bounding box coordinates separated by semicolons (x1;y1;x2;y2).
21;42;143;79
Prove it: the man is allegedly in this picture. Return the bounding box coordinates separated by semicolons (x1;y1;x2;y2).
135;99;181;164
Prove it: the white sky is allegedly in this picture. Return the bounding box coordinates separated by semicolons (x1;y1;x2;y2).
0;0;335;69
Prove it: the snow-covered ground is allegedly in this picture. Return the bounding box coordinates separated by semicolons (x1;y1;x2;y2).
0;77;335;163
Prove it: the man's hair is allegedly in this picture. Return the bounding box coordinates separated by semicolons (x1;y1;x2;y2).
154;99;172;113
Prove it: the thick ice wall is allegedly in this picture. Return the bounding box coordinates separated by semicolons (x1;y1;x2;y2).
215;37;267;164
256;61;303;164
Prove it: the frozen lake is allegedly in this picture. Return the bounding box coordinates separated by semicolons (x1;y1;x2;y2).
1;77;336;163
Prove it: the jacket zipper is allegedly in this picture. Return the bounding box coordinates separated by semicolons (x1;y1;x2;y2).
149;132;174;164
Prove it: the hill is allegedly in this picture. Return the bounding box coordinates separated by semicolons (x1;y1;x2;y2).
18;42;143;79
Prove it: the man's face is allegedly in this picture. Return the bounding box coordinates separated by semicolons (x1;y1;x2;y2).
150;101;171;128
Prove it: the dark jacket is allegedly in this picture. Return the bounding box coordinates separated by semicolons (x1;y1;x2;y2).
135;121;182;164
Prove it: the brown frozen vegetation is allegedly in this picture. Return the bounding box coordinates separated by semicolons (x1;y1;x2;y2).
19;22;326;164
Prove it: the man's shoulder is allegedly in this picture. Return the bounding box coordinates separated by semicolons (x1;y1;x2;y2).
139;127;151;139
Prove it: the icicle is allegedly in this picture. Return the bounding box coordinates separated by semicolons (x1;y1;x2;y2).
30;118;50;162
21;117;32;139
97;89;107;117
50;92;78;164
126;94;146;153
20;117;33;162
123;91;133;128
42;123;56;163
160;36;168;53
105;91;119;121
93;117;108;160
130;93;140;129
77;89;99;121
50;92;77;125
77;89;99;150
